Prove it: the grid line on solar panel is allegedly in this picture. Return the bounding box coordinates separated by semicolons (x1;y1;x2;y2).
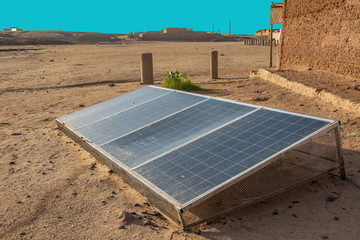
76;91;207;146
60;86;172;129
134;109;331;204
102;100;257;168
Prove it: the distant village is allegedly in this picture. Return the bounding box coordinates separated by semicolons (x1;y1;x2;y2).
128;27;281;42
2;26;281;43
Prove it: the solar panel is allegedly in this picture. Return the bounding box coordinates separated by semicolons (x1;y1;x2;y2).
56;86;344;228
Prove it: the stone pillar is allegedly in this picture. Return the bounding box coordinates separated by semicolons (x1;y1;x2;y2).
141;52;153;84
210;50;218;79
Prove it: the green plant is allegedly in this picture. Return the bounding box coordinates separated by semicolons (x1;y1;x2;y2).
162;71;200;91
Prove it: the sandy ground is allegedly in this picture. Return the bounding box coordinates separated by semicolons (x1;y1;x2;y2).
0;42;359;240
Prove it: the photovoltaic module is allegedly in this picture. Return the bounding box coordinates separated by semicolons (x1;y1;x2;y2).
57;86;345;228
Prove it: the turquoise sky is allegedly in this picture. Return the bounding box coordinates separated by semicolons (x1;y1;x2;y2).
3;0;282;34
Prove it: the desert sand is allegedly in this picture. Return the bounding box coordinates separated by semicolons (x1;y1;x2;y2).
0;41;359;239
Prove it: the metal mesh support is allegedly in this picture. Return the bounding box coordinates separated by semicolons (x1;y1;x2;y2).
180;127;340;228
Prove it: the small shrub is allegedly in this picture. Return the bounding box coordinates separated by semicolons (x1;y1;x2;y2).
162;71;200;91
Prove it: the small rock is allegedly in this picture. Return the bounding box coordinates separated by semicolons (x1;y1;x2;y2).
119;225;126;229
42;172;47;175
334;216;339;221
322;236;328;240
17;201;23;204
153;211;161;218
272;210;279;215
9;161;15;165
292;214;297;218
118;211;136;224
292;200;299;204
20;232;26;236
79;104;85;107
327;197;337;202
327;193;339;202
101;201;107;205
49;160;54;164
89;163;96;170
11;132;22;136
111;191;117;195
134;203;141;207
144;220;159;227
130;212;137;215
195;230;201;235
144;202;150;207
108;82;115;87
50;59;54;62
141;211;148;214
220;53;225;56
288;205;293;209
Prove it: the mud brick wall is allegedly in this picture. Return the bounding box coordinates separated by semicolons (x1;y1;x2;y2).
278;0;360;78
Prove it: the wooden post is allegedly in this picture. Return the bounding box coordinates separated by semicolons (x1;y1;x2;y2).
335;126;346;180
210;50;218;79
270;23;273;67
141;52;153;84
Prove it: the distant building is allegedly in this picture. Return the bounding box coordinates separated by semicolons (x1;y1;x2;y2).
3;29;10;31
272;29;281;42
9;27;23;32
139;27;218;41
255;29;280;37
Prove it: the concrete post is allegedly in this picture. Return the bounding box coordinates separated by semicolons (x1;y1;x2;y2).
210;50;218;79
141;52;153;84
